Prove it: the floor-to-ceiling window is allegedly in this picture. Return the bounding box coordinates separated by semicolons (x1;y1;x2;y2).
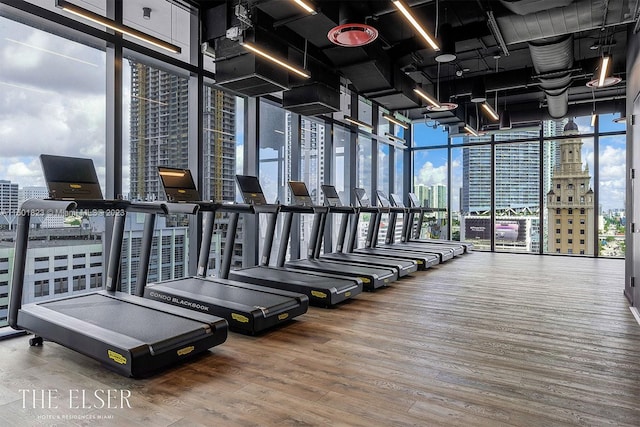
0;14;106;327
121;57;192;294
413;114;625;257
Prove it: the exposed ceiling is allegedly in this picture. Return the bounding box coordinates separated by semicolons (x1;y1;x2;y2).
194;0;636;129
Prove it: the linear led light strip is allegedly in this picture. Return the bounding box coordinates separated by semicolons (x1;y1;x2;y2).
55;0;181;54
158;170;185;177
481;102;499;121
383;113;409;129
392;0;439;51
413;87;440;109
598;56;610;87
464;125;480;137
344;116;373;131
241;42;310;78
292;0;317;15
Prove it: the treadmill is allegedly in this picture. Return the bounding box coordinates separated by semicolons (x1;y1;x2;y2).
282;181;398;290
373;190;456;263
389;193;465;256
349;188;439;269
228;175;363;307
8;155;228;377
406;192;474;253
137;166;309;335
314;184;418;277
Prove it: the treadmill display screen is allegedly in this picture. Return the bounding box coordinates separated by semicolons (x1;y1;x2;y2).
320;185;342;207
40;154;103;200
288;181;313;206
389;194;405;208
353;188;369;207
236;175;263;194
158;167;201;202
235;175;267;205
408;193;421;207
376;190;391;208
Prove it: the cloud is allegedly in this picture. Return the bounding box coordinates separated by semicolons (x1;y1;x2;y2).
599;145;626;210
415;159;448;187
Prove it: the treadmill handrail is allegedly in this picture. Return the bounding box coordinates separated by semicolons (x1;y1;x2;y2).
281;204;328;214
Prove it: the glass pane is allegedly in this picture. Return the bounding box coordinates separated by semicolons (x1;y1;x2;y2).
356;135;372;246
378;108;389;136
300;117;326;256
0;16;106;327
258;101;289;261
301;118;325;203
413;122;448;147
394;147;404;197
413;148;448;239
202;87;244;275
378;143;390;196
358;97;372;126
599;134;626;258
494;141;540;253
600;112;626;133
122;57;192;294
332;124;352;248
450;147;463;242
459;145;491;250
543;117;595;255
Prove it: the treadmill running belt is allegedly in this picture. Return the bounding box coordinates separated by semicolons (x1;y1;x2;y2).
156;278;300;311
40;294;205;343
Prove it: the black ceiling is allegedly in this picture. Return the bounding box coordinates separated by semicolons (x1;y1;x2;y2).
194;0;635;128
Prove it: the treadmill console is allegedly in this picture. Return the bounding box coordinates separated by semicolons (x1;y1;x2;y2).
389;194;406;208
288;181;314;206
353;188;370;207
320;185;342;207
408;192;421;207
40;154;103;200
158;167;201;202
376;190;392;208
236;175;268;205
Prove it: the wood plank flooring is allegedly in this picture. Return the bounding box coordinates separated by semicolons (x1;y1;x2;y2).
0;252;637;426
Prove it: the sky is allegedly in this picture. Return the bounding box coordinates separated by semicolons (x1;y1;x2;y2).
0;16;107;190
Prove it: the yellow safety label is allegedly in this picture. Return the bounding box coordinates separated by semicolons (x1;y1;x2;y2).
311;290;327;299
177;346;195;356
232;313;249;323
359;277;371;284
107;350;127;365
278;313;289;321
345;291;351;297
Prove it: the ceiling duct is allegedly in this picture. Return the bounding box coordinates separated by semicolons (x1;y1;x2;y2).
283;57;341;115
499;0;574;16
528;35;574;119
211;8;292;96
214;28;291;96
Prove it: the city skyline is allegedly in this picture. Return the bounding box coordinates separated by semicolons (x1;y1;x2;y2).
412;116;626;212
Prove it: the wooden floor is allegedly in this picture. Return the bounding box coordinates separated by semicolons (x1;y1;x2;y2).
1;252;637;426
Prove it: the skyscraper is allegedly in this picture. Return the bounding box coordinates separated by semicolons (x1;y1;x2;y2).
127;62;240;284
546;119;595;255
129;62;190;201
0;180;18;230
461;130;540;213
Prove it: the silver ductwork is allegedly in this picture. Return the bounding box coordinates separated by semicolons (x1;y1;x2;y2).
529;35;573;119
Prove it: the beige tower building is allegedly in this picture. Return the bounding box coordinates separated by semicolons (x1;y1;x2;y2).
546;119;595;255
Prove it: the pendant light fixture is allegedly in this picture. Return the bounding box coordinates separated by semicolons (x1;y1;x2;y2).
434;2;456;63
